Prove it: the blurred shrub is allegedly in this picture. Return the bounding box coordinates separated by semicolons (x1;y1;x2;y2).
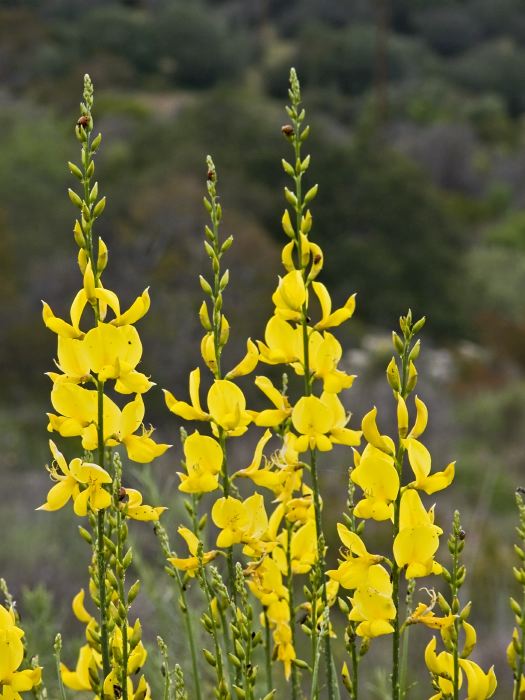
309;127;466;336
451;39;525;116
265;23;434;99
413;6;481;57
154;3;250;88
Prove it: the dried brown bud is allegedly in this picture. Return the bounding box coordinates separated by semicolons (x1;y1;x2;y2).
77;115;90;128
207;169;215;182
281;124;294;137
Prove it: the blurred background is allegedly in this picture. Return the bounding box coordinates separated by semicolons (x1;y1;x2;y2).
1;0;524;695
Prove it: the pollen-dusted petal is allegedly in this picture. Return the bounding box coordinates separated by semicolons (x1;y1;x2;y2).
71;460;111;485
184;432;223;475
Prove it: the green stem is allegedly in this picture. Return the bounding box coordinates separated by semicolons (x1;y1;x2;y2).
392;341;410;700
54;647;67;700
264;609;273;696
351;635;358;700
155;522;202;700
115;480;129;700
95;381;110;680
286;521;299;700
309;448;336;699
200;565;226;694
515;588;525;700
288;88;337;700
451;541;460;700
400;580;414;698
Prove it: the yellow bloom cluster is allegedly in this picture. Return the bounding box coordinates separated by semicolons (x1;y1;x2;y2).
0;605;41;698
60;591;151;699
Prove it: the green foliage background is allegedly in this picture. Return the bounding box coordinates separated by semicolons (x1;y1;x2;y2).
1;0;525;695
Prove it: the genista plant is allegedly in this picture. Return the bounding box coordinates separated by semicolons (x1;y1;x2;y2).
2;69;509;700
39;74;169;700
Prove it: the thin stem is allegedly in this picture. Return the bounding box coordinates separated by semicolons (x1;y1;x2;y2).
200;564;226;694
286;521;299;700
350;635;358;700
264;609;273;696
515;586;525;700
286;76;337;700
400;579;414;698
54;638;67;700
392;339;410;700
95;381;110;680
154;522;202;700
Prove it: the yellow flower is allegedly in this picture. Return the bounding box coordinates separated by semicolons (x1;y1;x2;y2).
247;556;289;607
252;376;292;427
164;368;209;422
165;370;252;436
307;331;355;393
311;281;356;330
458;659;497;700
351;444;399;520
257;316;302;365
37;440;111;516
273;619;296;680
212;493;269;551
61;644;96;691
291;394;360;453
168;526;217;576
103;669;133;699
0;605;35;697
207;380;252;435
425;637;459;698
225;338;259;379
408;601;455;630
348;564;396;638
327;523;383;589
42;282;150;338
393;490;442;578
274;519;317;575
120;488;166;521
272;271;307;321
178;431;223;494
48;387;170;463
